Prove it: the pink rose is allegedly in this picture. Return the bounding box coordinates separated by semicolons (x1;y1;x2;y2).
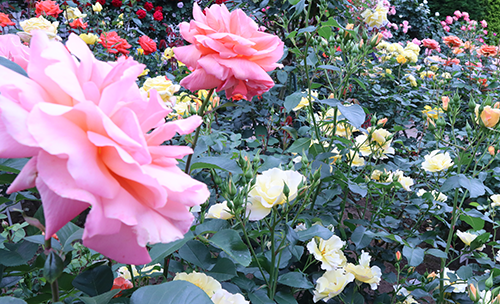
0;34;30;71
411;38;421;46
422;38;440;52
174;3;284;100
481;20;488;28
454;10;462;18
445;16;453;25
0;32;209;265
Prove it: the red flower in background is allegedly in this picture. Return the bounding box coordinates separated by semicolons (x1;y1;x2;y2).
35;0;63;18
0;13;15;27
215;0;227;4
159;39;167;50
111;0;122;7
96;0;106;5
155;6;162;11
138;35;157;55
136;9;146;19
144;2;153;11
153;10;163;21
69;18;88;29
99;31;131;55
111;277;133;298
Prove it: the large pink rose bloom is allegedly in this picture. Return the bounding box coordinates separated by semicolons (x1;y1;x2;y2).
0;34;30;71
174;3;284;100
0;31;209;265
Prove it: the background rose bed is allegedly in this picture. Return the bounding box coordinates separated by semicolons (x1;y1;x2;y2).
2;0;500;303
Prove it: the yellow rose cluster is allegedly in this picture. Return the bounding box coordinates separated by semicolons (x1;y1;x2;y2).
377;41;420;64
371;169;414;191
355;127;395;159
307;234;382;302
293;90;318;111
18;16;59;43
315;107;358;139
421;150;454;172
173;272;249;303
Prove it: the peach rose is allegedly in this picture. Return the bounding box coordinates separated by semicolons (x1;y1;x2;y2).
480;106;500;128
0;32;210;264
478;45;498;57
442;36;463;48
174;3;284;100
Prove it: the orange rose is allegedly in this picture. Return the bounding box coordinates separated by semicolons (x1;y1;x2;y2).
478;45;498;57
69;18;87;29
35;0;63;18
480;106;500;128
444;58;460;66
0;13;15;27
441;96;449;111
443;36;463;48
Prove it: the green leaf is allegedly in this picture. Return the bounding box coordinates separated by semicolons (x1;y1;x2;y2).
0;57;28;78
209;230;251;267
0;241;39;267
284;92;304;113
348;182;367;197
337;103;366;129
298;26;317;34
351;226;372;249
77;290;121;304
149;231;194;264
178;240;215;270
275;291;298;304
402;246;425;267
459;214;485;230
43;251;64;284
426;249;447;259
322;17;341;28
248;290;274;304
277;70;288;84
0;297;28;304
0;158;29;174
441;174;486;198
130;281;212;304
296;225;333;242
207;257;237;281
195;219;230;235
191;157;242;175
72;265;114;297
318;65;341;72
277;272;313;289
286;138;311;154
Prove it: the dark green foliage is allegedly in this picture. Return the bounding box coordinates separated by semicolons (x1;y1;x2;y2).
485;0;500;43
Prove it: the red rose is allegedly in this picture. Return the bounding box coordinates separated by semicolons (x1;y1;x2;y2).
69;18;88;29
153;10;163;21
155;6;162;11
111;0;122;7
96;0;105;5
136;9;146;19
0;13;15;27
99;31;131;55
138;35;157;55
144;2;153;11
35;0;63;18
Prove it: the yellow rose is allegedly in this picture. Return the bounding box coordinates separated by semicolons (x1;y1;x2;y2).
456;230;478;246
79;33;99;45
307;235;347;271
361;3;388;28
404;42;420;56
211;289;249;304
92;2;102;12
406;74;418;87
18;16;59;42
422;105;443;120
246;168;304;221
140;76;181;105
480;106;500;128
355;128;394;159
397;54;408;64
293;90;318;111
491;194;500;207
313;269;355;302
138;68;149;77
117;265;140;280
173;272;221;297
345;251;382;290
421;150;454;172
394;170;414;191
64;7;87;20
206;201;234;220
137;48;144;55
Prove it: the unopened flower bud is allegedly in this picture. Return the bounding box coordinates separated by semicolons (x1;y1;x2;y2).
377;118;388;126
395;251;402;261
469;100;477;111
494;102;500;109
283;182;290;199
468;283;480;302
436;117;446;128
1;221;8;228
442;96;450;111
486;273;494;289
